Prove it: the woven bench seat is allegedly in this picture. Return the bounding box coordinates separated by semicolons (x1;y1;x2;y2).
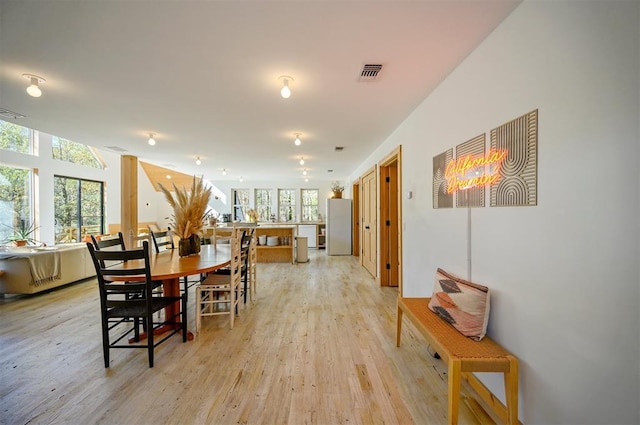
396;297;519;425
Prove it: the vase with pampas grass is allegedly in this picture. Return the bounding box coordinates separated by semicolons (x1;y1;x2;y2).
158;176;211;256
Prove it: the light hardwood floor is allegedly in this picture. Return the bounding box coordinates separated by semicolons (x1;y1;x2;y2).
0;250;492;424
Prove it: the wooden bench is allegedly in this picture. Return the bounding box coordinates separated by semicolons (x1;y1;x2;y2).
396;297;519;425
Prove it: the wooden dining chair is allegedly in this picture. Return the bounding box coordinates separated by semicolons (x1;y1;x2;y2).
148;226;174;253
149;226;202;292
91;232;126;253
195;229;242;332
86;241;187;368
241;228;255;303
209;229;253;303
247;229;257;301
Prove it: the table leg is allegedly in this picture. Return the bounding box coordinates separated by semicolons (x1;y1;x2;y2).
129;277;193;343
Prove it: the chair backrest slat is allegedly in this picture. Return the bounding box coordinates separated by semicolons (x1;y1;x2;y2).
149;226;175;253
91;232;126;251
87;241;155;303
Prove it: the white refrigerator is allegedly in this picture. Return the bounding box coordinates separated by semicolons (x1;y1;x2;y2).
326;198;352;255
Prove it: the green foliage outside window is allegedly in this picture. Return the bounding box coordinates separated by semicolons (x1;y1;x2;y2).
52;136;103;168
0;120;33;243
54;176;104;243
233;189;250;221
0;166;32;243
278;189;296;222
301;189;319;222
0;120;31;154
255;189;272;222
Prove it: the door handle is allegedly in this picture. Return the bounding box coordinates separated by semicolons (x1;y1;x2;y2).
365;225;370;229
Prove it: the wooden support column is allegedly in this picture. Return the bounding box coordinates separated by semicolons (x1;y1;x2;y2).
121;155;138;248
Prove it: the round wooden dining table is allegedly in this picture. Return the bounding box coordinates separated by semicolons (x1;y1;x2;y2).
107;243;231;341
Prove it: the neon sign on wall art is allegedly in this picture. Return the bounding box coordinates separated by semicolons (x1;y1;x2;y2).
445;148;508;194
432;109;538;209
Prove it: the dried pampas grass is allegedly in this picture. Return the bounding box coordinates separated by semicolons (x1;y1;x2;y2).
158;176;212;239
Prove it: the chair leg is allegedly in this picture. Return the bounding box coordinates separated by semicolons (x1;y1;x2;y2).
147;312;154;368
181;289;188;342
102;318;110;368
229;286;235;330
195;286;201;333
243;273;248;303
133;317;140;342
180;286;189;342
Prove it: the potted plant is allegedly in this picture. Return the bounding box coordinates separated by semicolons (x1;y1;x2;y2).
246;208;259;223
206;211;220;226
3;220;39;246
158;176;212;256
331;181;345;199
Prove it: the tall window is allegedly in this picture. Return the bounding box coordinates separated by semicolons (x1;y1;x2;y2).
54;176;104;243
0;165;33;243
52;136;104;169
1;120;32;154
232;189;250;221
301;189;319;222
255;189;272;222
278;189;296;222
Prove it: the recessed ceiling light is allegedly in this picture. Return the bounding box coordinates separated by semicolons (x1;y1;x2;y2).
278;75;294;99
22;73;45;98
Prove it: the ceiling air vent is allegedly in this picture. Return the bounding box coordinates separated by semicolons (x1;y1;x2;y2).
0;108;26;119
105;146;128;153
359;64;383;81
334;146;344;151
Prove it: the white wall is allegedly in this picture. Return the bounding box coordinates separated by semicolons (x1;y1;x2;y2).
350;1;639;424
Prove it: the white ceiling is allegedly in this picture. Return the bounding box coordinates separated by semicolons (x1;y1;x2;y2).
0;0;520;183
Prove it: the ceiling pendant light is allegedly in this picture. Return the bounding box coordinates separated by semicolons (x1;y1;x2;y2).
148;133;156;146
302;169;307;176
239;176;244;183
294;133;301;146
22;74;45;98
278;75;293;99
195;157;201;165
222;169;227;176
299;157;304;165
305;177;309;182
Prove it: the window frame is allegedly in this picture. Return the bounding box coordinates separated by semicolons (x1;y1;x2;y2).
301;188;320;222
54;175;105;244
255;188;272;222
0;119;34;155
278;188;296;222
0;164;34;243
52;136;105;169
232;188;250;221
